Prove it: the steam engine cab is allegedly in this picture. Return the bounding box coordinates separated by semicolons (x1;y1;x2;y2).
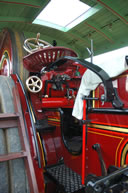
0;31;128;193
23;37;128;193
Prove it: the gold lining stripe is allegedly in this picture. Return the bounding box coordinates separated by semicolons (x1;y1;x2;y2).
48;118;60;122
92;90;95;108
88;130;123;139
37;132;46;189
88;123;128;133
0;50;10;68
88;130;123;166
115;138;124;166
121;144;128;165
29;102;36;123
48;123;60;126
37;132;46;167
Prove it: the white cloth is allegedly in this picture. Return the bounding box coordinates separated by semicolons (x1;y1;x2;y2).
72;54;128;120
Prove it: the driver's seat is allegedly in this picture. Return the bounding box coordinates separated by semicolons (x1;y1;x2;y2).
23;47;78;73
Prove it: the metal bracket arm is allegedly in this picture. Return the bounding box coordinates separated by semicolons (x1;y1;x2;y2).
47;56;123;108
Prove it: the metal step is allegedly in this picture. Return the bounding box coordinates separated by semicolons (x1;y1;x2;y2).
35;119;56;133
45;163;84;193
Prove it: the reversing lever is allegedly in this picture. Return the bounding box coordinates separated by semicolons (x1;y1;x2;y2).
92;143;107;176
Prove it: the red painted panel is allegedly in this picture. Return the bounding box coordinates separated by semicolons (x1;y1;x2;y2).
42;98;74;108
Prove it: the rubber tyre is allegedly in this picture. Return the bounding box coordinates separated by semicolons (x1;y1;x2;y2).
0;76;30;193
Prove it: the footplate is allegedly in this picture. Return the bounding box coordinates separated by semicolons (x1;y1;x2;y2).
45;163;84;193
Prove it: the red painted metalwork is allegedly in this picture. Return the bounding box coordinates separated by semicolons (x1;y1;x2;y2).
82;99;86;185
85;72;128;174
23;45;128;190
1;29;128;192
23;47;78;72
42;97;74;108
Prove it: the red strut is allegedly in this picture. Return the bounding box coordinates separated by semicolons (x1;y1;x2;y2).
82;99;86;185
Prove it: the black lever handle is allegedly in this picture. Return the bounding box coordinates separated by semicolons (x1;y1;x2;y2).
92;143;107;176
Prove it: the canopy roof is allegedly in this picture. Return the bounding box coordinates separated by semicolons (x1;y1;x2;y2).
0;0;128;58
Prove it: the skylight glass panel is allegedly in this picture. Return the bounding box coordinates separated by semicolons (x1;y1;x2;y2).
33;0;90;30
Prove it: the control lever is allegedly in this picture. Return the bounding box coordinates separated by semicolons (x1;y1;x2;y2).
112;88;124;109
92;143;107;176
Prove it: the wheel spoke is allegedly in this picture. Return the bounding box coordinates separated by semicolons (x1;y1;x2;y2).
32;86;36;91
28;42;39;48
35;79;40;84
36;85;41;89
23;37;52;53
28;83;33;86
30;78;35;84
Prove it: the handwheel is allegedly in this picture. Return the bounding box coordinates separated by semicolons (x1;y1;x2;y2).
0;76;30;193
26;76;43;93
23;33;52;54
